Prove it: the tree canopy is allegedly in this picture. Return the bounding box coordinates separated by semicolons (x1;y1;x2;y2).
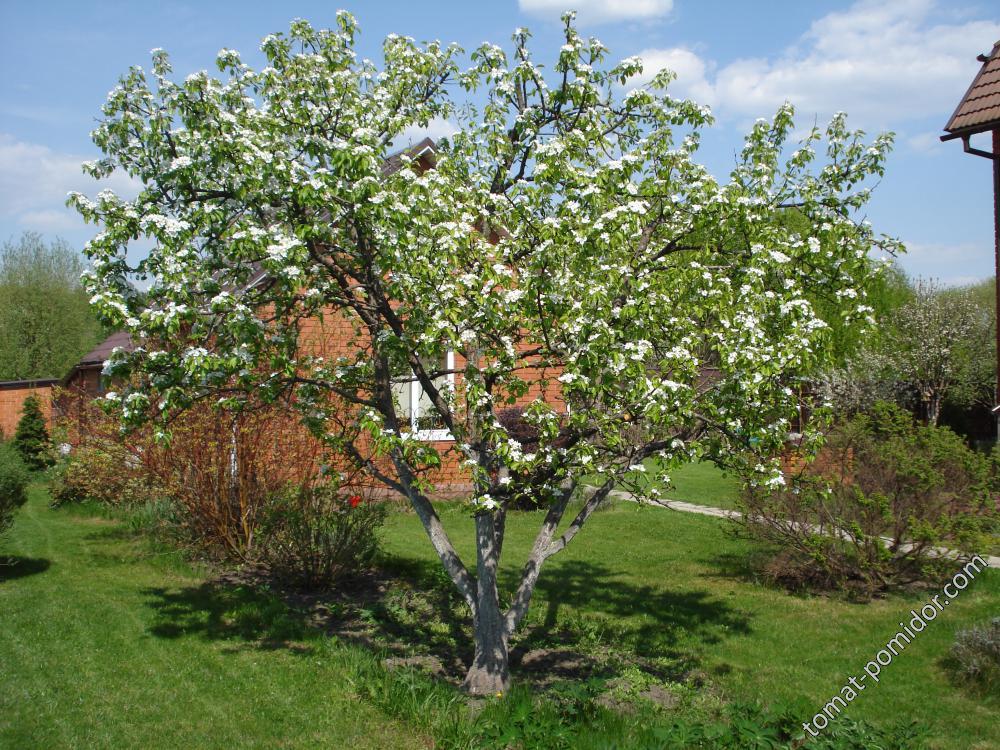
72;13;897;692
0;232;104;381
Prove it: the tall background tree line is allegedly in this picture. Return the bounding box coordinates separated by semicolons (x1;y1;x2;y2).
0;232;109;382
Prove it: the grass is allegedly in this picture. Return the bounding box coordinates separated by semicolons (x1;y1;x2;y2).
649;460;742;510
2;482;997;748
380;499;1000;749
0;485;428;750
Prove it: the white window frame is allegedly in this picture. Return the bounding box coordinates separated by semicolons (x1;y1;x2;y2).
404;350;455;442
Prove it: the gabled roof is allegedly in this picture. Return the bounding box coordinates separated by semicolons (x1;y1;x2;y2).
61;331;134;386
75;331;134;367
233;138;439;290
62;139;442;382
942;40;1000;141
382;137;437;176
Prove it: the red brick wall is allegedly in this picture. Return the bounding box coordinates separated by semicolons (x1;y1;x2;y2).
0;383;54;440
297;309;565;498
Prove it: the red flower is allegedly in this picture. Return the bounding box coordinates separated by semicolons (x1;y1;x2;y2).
348;494;362;509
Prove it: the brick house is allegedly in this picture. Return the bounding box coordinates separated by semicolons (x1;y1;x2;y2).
60;331;132;398
54;139;566;498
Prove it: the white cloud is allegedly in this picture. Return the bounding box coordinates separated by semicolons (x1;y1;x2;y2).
17;209;86;233
519;0;673;24
633;0;1000;128
901;240;993;284
0;133;138;235
392;118;459;149
633;47;715;105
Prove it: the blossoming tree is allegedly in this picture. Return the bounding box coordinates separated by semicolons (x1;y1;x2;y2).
72;13;898;693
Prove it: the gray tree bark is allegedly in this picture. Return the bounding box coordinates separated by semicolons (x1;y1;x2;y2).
462;511;511;694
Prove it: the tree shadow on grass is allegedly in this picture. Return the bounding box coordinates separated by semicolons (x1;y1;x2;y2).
141;558;473;670
509;559;752;668
0;556;51;582
143;580;314;654
139;555;752;688
698;548;773;583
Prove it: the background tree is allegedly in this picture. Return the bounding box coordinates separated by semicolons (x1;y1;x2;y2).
779;214;912;366
826;279;993;427
13;395;53;471
73;14;895;693
0;232;105;380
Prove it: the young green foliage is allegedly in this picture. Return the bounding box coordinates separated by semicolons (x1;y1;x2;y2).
0;232;105;381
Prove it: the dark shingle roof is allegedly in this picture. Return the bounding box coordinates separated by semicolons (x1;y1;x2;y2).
222;138;439;292
76;331;134;367
942;40;1000;140
64;139;441;383
0;378;59;389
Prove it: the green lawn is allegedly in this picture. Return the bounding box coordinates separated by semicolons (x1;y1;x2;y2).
2;484;997;749
652;460;742;509
381;500;1000;750
0;485;428;750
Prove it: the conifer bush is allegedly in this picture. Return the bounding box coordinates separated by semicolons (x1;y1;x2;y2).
13;395;53;471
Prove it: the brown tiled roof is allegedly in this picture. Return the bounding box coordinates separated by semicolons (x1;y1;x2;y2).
942;40;1000;140
60;140;441;384
381;137;437;176
76;331;134;367
219;138;439;293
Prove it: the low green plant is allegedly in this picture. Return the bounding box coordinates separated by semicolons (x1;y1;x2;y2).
345;650;929;750
13;395;52;470
0;442;29;539
948;617;1000;691
260;483;387;589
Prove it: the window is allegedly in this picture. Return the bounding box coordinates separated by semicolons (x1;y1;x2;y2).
392;351;454;441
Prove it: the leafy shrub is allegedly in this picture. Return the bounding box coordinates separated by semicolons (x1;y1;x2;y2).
949;617;1000;690
50;439;166;508
0;442;30;538
13;394;53;470
260;483;386;589
53;394;328;560
739;402;998;595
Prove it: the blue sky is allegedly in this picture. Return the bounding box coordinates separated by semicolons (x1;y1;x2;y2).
1;0;998;284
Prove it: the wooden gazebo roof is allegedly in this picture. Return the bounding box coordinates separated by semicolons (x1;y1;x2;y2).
942;40;1000;141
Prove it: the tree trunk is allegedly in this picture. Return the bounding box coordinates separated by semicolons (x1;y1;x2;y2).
463;597;510;695
926;393;941;427
462;511;511;694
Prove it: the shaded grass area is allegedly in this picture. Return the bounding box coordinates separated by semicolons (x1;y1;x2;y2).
381;500;1000;750
0;485;426;750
